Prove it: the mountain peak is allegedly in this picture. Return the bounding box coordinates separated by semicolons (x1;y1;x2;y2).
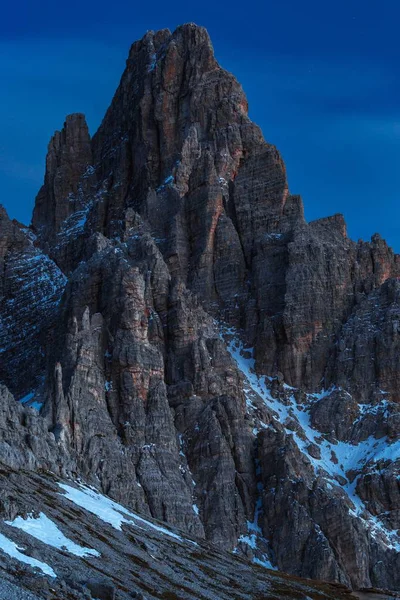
2;25;400;596
32;111;92;246
172;21;214;49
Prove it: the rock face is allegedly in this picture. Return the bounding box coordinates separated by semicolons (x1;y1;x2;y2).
0;384;69;474
32;114;92;246
2;22;400;594
32;113;95;273
0;208;66;399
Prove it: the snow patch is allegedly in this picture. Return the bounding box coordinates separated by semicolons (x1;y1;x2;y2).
238;533;257;549
18;392;43;412
0;531;56;577
58;483;194;544
6;513;99;558
253;555;276;570
156;174;174;192
19;392;34;404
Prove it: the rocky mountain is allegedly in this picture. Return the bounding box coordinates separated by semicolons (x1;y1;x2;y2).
1;22;400;598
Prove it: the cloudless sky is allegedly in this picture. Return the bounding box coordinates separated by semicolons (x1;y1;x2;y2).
1;0;400;249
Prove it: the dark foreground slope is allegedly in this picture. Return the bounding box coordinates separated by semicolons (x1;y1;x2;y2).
0;466;362;600
1;23;400;594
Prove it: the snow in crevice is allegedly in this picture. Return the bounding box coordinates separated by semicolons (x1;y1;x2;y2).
355;398;390;422
147;53;157;72
104;380;113;392
18;391;43;412
178;433;186;458
56;183;109;247
156;174;174;193
177;434;199;510
263;232;284;241
57;203;91;242
82;165;96;178
220;324;400;553
368;514;400;552
19;392;35;404
237;464;277;570
247;481;263;537
19;226;37;244
6;513;99;558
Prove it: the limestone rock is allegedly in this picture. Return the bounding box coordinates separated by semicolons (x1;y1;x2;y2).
0;207;66;399
1;22;400;594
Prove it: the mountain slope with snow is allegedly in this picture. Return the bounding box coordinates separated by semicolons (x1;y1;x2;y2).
1;22;400;597
0;466;368;600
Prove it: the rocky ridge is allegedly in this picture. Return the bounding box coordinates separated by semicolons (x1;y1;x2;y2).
1;22;400;596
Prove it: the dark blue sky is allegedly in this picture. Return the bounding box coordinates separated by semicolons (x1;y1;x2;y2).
2;0;399;249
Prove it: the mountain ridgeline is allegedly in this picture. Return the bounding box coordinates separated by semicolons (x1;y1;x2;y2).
1;23;400;596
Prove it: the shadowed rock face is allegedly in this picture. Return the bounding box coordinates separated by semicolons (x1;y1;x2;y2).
2;22;400;594
32;114;92;246
0;208;66;399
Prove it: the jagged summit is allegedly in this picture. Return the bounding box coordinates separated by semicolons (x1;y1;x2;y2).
1;24;400;597
130;22;215;57
32;112;92;247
